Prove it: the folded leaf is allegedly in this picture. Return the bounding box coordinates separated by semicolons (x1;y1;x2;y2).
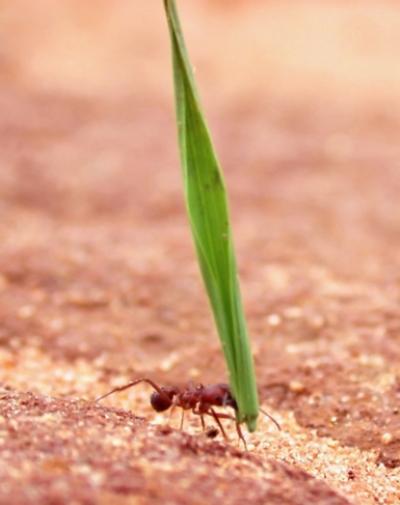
164;0;259;431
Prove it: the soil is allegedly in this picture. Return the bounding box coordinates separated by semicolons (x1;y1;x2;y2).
1;2;400;504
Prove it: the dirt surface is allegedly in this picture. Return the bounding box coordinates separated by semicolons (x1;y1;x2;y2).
1;2;400;504
0;389;352;505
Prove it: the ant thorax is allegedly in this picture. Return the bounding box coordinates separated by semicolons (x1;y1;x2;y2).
178;384;202;409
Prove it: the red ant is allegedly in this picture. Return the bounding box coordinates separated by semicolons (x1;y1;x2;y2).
96;378;281;449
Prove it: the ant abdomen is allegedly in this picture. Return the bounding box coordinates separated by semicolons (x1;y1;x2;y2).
201;384;238;410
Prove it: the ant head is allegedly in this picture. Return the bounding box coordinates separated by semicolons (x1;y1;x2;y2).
150;386;177;412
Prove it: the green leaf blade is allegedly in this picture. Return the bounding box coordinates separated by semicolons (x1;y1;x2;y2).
164;0;259;432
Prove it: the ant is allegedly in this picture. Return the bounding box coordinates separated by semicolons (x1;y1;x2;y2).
96;378;281;449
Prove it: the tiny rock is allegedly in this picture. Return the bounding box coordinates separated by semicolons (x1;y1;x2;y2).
18;305;35;319
284;306;303;319
381;432;393;445
267;314;281;327
289;380;306;393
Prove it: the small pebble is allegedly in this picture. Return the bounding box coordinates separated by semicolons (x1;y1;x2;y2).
267;314;281;327
381;433;393;445
284;306;303;319
18;305;35;319
289;381;306;393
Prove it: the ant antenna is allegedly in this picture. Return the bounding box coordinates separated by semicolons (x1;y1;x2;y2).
260;407;281;431
96;378;165;402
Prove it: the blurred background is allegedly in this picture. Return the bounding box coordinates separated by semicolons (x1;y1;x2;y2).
2;0;400;111
1;1;400;369
1;5;400;502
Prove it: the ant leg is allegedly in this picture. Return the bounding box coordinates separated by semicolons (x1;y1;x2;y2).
168;404;176;423
205;411;236;421
260;407;281;431
96;378;165;402
235;422;248;451
207;408;229;441
208;411;247;450
191;409;207;432
204;410;248;449
180;409;185;430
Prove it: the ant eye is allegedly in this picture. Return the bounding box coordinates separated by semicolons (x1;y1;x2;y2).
150;392;172;412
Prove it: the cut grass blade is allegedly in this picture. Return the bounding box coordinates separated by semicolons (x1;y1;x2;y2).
163;0;259;431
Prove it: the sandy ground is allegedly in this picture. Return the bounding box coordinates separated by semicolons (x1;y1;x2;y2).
1;2;400;504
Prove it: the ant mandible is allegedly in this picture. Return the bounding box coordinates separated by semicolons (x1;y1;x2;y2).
96;378;281;449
